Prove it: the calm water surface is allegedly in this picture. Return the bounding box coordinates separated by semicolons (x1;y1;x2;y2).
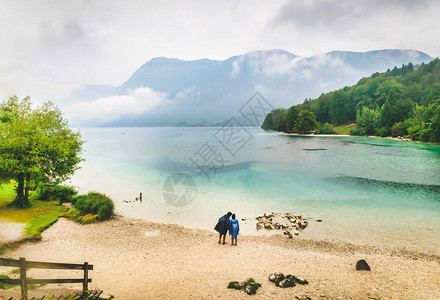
70;127;440;254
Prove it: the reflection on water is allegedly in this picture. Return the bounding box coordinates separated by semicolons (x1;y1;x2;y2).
70;127;440;254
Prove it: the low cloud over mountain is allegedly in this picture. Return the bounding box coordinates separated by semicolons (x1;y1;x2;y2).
66;49;432;126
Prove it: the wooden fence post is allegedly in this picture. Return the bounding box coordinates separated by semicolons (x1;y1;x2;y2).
19;257;28;300
83;262;89;295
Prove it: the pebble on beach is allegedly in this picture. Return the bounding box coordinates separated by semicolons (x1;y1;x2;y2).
255;212;309;237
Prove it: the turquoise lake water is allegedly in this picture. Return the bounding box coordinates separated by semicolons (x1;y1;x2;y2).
70;127;440;254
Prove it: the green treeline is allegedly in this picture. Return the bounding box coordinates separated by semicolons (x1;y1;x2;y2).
262;58;440;142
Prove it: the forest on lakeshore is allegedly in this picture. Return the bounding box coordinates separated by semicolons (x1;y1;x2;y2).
262;58;440;142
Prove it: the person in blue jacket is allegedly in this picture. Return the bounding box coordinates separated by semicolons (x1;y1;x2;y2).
214;212;232;244
229;213;240;246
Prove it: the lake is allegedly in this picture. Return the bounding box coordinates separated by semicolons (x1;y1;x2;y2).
70;127;440;254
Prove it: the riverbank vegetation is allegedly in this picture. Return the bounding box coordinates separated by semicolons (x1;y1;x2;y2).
0;96;114;242
33;184;78;205
0;183;115;241
0;96;84;208
67;192;115;224
262;58;440;142
0;183;68;240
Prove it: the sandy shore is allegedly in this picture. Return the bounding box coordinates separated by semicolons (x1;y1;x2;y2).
277;132;350;137
1;216;439;299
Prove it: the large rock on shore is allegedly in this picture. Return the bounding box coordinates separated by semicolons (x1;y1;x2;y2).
268;272;285;282
356;259;371;271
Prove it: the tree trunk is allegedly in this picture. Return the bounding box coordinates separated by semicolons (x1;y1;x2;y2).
17;173;24;199
24;187;29;200
14;173;30;208
24;175;30;200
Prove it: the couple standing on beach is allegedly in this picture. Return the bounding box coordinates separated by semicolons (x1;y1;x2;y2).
214;212;240;246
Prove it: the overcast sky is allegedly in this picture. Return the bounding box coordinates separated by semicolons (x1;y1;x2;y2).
1;0;439;103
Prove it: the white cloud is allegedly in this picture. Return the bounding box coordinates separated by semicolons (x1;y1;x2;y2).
229;50;353;79
0;0;439;107
230;60;241;77
65;87;169;124
231;51;304;76
176;86;199;100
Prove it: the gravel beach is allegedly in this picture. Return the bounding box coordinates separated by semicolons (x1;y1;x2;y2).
1;216;439;299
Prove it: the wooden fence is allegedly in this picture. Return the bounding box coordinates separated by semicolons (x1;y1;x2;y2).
0;257;93;300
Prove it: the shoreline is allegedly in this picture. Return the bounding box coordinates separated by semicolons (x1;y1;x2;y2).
276;132;350;137
1;215;439;299
116;215;440;261
276;131;440;145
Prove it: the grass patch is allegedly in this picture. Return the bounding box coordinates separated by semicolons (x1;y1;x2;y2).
0;274;13;290
24;206;67;240
0;183;68;240
333;123;356;135
0;183;16;207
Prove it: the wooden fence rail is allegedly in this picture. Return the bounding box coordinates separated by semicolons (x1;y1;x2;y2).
0;257;93;300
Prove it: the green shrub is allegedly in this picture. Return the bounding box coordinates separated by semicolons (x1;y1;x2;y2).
375;126;390;137
349;127;365;136
419;128;431;142
407;125;421;140
35;185;78;204
74;192;114;221
316;122;337;134
391;122;407;137
76;214;100;224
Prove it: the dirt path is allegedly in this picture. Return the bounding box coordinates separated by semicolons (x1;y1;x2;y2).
0;222;25;243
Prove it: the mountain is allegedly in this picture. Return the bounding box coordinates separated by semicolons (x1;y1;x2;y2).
68;49;433;126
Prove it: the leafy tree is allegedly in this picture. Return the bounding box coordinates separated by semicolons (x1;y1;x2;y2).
294;110;318;134
351;107;379;136
427;100;440;142
276;115;287;132
262;108;286;130
391;122;407;137
261;112;274;130
285;105;300;132
329;90;351;125
0;96;84;208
